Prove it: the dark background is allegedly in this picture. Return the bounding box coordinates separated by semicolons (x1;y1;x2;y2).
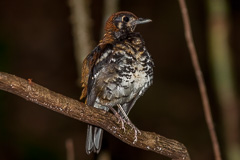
0;0;240;160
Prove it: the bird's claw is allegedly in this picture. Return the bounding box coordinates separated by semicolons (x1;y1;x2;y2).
126;121;141;144
115;113;126;132
118;117;126;132
133;126;141;144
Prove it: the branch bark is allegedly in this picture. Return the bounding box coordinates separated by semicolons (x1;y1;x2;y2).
0;72;190;160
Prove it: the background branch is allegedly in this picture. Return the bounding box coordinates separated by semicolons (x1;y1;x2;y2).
178;0;222;160
101;0;119;36
65;138;75;160
0;72;190;160
68;0;94;85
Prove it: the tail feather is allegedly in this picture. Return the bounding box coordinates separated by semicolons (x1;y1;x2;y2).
93;127;104;153
86;125;94;154
86;125;104;154
86;102;108;154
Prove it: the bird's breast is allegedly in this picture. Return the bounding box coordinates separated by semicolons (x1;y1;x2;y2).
93;34;153;106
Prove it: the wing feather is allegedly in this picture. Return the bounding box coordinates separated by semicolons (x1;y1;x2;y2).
80;45;113;105
80;46;101;100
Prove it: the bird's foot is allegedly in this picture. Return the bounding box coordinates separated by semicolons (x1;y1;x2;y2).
126;120;141;144
114;112;126;132
117;115;126;132
132;125;141;144
108;106;126;132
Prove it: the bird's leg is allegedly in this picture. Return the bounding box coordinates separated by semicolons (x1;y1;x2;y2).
116;104;141;144
108;106;126;132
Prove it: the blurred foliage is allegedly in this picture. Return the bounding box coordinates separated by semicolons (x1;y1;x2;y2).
207;0;240;160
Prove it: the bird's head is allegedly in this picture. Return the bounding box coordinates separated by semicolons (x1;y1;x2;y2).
104;11;152;38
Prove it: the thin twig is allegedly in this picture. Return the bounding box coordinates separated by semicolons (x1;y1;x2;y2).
0;72;190;160
177;0;222;160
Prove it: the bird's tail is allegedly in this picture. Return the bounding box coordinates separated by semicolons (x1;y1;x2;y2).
85;97;108;154
86;125;104;154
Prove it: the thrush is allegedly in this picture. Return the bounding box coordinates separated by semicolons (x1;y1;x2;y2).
80;11;154;154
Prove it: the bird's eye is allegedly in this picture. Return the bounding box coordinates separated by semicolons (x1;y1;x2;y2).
123;16;129;22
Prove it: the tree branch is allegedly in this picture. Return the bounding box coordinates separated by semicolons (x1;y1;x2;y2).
0;72;190;160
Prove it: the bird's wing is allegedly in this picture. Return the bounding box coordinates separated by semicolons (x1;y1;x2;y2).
80;44;114;104
80;46;101;100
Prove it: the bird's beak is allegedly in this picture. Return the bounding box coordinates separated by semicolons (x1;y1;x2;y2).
131;18;152;26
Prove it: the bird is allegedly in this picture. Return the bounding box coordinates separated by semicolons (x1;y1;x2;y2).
80;11;154;154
